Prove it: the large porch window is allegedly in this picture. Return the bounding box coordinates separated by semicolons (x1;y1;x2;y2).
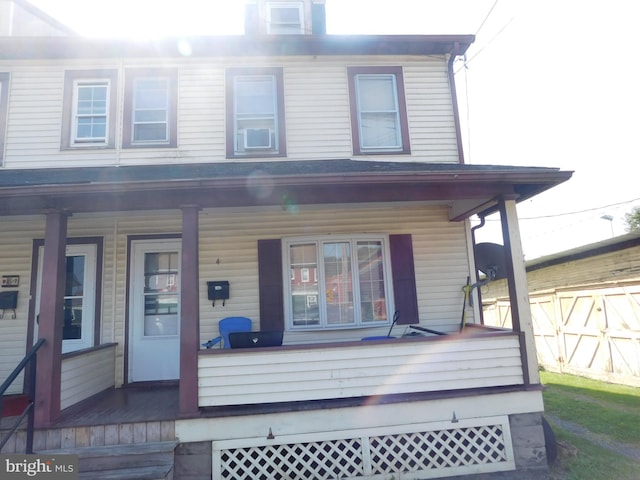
284;235;393;330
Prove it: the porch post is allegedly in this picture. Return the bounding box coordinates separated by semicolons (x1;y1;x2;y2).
34;210;68;427
498;196;540;385
179;205;201;416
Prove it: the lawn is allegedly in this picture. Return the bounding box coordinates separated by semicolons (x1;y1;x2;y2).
540;370;640;480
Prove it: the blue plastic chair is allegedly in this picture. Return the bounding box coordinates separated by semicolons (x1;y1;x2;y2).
202;317;252;349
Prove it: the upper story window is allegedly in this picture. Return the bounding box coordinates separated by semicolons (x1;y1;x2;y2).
123;68;177;148
226;67;286;158
347;66;411;155
0;73;9;163
61;70;117;150
284;235;393;330
267;2;304;34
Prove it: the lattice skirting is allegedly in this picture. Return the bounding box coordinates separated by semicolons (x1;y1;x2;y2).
212;416;515;479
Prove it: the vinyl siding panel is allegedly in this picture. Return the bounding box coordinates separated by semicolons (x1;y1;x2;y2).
60;344;116;409
0;55;459;168
198;333;523;407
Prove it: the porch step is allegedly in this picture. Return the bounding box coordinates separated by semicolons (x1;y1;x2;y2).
39;440;176;480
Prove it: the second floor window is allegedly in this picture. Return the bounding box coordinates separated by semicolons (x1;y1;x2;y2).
72;81;109;144
123;68;177;148
61;70;117;149
226;67;286;158
347;66;411;155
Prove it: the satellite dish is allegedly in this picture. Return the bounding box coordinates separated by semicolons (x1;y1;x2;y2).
474;242;507;281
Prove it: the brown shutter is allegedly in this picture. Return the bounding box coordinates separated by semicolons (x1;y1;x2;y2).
389;234;419;325
258;239;285;331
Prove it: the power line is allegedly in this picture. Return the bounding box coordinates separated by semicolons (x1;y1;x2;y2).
480;197;640;221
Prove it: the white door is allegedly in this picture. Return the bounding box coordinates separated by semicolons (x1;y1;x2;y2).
35;244;97;354
129;240;181;382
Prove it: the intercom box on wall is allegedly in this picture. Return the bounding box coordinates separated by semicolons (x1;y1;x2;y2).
207;281;230;306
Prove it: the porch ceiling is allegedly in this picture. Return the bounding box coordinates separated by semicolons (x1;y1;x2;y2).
0;160;572;219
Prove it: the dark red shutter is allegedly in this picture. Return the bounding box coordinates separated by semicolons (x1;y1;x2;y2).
389;234;419;325
258;239;285;331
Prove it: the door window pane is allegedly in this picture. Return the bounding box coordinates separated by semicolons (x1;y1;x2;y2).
143;252;179;336
63;256;85;340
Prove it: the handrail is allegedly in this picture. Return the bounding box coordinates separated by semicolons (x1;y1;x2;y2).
0;338;45;454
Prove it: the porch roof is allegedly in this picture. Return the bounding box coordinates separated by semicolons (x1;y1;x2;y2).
0;160;572;219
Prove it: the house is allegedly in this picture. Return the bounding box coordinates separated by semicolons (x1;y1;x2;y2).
482;232;640;388
0;0;572;478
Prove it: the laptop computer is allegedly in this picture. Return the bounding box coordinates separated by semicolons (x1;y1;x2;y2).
228;330;284;349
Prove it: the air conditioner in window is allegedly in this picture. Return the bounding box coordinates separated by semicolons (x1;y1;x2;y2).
244;128;272;149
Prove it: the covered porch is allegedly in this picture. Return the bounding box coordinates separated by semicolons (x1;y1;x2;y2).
0;159;572;429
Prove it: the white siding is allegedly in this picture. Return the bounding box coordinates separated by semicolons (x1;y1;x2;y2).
198;333;523;407
60;344;116;409
0;55;458;168
0;217;44;394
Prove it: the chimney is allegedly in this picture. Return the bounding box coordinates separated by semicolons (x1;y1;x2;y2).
244;0;327;35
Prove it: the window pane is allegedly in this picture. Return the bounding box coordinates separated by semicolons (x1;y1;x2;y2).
290;244;319;326
357;241;387;323
236;77;275;116
143;251;179;336
358;76;396;111
133;78;169;142
63;298;83;340
271;7;300;23
361;113;400;148
323;242;354;325
134;123;168;142
77;85;107;114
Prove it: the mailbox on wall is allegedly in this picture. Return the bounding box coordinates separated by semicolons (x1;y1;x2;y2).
207;281;230;307
0;290;18;319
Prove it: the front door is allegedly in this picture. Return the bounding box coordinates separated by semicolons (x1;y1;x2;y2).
129;239;181;382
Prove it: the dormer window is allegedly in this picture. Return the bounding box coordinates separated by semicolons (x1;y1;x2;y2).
267;2;304;34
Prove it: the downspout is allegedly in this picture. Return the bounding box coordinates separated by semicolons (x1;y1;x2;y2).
447;42;465;164
470;215;485;324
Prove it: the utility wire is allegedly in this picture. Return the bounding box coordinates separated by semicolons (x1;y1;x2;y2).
480;197;640;221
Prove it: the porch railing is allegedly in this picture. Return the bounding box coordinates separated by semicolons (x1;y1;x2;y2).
0;338;45;454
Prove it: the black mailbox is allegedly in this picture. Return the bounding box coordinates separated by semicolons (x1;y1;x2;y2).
0;290;18;318
207;281;230;306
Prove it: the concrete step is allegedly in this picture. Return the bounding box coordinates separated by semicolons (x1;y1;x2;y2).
39;440;176;480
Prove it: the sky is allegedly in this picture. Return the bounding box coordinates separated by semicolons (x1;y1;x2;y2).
29;0;640;260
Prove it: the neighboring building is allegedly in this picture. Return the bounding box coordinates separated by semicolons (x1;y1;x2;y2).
0;0;572;478
0;0;75;36
483;233;640;387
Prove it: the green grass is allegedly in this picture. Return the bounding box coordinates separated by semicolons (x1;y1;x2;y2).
540;371;640;445
549;427;639;480
540;371;640;479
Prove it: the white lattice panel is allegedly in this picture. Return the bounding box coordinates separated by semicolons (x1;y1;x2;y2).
213;416;515;479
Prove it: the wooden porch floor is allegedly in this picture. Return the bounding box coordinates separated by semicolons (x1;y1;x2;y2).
53;383;179;427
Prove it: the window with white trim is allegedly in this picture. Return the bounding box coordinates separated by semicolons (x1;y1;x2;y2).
72;80;109;145
62;70;117;150
284;235;393;330
347;66;410;155
123;68;177;148
267;2;304;34
226;67;286;157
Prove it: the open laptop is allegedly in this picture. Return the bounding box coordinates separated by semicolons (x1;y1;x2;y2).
228;330;284;349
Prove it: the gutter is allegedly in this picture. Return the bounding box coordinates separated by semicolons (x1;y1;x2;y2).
447;42;466;165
